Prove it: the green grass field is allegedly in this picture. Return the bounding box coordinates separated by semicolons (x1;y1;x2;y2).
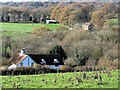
1;70;119;88
1;23;62;38
107;19;119;25
0;23;62;32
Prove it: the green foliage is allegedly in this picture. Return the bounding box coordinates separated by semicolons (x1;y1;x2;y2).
6;46;12;58
91;46;103;64
77;53;89;66
63;29;118;66
49;45;67;60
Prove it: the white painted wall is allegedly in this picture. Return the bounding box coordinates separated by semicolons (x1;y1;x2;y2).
47;65;63;70
46;20;56;24
17;56;35;67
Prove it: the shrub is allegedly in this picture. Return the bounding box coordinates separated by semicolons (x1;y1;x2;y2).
32;26;51;36
92;30;118;43
64;58;77;67
49;45;67;60
55;25;69;32
59;65;73;72
2;58;9;66
63;30;94;48
65;40;95;65
33;64;41;70
111;25;118;31
91;46;103;64
103;45;118;61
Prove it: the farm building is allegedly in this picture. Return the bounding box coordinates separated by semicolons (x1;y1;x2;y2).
46;20;58;24
8;49;64;70
82;22;93;31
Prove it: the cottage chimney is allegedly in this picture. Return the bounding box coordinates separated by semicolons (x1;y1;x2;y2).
19;48;26;56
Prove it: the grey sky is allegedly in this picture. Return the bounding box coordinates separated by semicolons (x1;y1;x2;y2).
0;0;96;2
0;0;118;2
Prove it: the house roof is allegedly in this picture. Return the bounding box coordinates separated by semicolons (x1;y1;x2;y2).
15;55;28;64
28;54;64;65
83;22;92;26
9;54;64;65
46;20;56;22
9;54;27;64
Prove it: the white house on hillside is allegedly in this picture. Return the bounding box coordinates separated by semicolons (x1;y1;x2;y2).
9;49;64;70
82;22;93;31
46;20;58;24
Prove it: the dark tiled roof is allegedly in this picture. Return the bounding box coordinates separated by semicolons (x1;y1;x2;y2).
28;54;64;65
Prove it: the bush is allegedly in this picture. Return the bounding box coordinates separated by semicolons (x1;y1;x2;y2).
103;45;118;61
33;64;41;70
49;45;67;60
32;26;51;36
59;65;73;72
93;30;118;43
65;40;96;65
64;58;77;67
2;58;9;66
111;25;118;31
63;30;94;48
55;25;69;32
91;46;103;64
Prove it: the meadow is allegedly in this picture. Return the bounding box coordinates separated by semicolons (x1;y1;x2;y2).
1;70;119;88
1;22;62;38
106;19;119;25
0;23;61;32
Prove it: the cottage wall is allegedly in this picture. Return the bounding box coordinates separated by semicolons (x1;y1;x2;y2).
17;56;35;67
48;65;63;70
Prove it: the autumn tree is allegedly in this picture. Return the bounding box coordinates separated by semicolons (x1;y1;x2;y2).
91;9;106;30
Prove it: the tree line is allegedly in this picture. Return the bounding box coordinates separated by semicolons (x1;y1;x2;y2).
0;2;118;27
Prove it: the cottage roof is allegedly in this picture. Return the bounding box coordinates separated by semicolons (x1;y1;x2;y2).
9;54;27;64
28;54;64;65
83;22;92;26
15;55;28;64
9;54;64;65
46;20;56;22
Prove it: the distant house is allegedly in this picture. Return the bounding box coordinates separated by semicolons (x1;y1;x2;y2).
82;22;93;31
9;49;64;70
46;20;58;24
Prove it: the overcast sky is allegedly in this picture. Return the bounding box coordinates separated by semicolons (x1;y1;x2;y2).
0;0;117;2
0;0;97;2
0;0;47;2
0;0;39;2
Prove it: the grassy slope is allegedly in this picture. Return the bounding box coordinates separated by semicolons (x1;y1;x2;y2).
1;70;119;88
1;23;62;38
107;19;119;25
0;23;61;32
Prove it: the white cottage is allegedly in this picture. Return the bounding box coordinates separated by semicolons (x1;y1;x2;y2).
9;52;64;70
46;20;58;24
82;22;93;31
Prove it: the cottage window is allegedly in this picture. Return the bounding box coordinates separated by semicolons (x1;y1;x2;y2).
31;62;34;67
20;62;23;66
41;59;46;65
54;59;59;67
